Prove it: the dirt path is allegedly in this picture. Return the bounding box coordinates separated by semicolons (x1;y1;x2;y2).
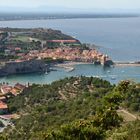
120;109;137;119
59;91;67;100
117;109;139;121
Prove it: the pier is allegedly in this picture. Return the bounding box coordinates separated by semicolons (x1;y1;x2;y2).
115;61;140;66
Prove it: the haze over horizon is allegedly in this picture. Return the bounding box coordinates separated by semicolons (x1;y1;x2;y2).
0;0;140;14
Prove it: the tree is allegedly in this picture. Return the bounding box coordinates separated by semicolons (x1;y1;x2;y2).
44;91;123;140
115;80;130;94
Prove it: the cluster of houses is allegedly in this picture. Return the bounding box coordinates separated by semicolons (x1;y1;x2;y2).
1;33;112;66
28;47;110;65
0;83;26;115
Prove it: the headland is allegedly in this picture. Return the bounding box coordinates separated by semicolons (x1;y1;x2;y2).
0;27;114;77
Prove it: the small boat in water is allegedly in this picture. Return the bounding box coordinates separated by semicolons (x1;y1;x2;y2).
66;67;75;72
111;76;117;80
94;75;100;78
107;70;111;73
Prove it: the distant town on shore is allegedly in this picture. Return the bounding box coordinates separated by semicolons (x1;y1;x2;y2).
0;27;114;131
0;27;114;77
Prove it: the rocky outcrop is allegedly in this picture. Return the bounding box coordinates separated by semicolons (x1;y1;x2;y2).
103;60;114;67
0;59;47;76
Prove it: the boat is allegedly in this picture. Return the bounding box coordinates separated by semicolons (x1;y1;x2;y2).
107;70;111;73
66;67;75;72
45;72;48;75
111;76;117;80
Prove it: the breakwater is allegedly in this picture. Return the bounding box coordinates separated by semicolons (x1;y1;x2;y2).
115;61;140;66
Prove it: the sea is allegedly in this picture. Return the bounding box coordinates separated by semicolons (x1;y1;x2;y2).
0;17;140;84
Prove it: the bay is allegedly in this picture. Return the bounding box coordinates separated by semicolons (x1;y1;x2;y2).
0;17;140;84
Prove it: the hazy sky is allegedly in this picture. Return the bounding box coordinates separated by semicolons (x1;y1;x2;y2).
0;0;140;12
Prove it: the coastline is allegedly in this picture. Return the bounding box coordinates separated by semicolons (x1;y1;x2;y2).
115;62;140;67
54;61;140;70
54;61;93;71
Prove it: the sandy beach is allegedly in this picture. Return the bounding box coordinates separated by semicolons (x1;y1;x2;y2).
54;61;92;71
55;61;140;70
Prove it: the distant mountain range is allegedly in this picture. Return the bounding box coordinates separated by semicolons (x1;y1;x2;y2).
0;6;139;21
0;13;139;21
0;6;140;14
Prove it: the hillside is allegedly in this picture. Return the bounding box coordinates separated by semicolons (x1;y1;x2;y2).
1;77;140;140
0;28;74;40
0;28;81;54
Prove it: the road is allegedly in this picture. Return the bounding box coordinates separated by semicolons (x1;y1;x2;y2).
0;117;13;133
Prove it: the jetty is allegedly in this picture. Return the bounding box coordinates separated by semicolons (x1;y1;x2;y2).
115;61;140;66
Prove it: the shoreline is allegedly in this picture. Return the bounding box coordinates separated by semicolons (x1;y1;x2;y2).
54;61;140;70
54;61;92;70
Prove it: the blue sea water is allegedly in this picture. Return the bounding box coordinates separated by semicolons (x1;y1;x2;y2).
0;17;140;84
0;64;140;85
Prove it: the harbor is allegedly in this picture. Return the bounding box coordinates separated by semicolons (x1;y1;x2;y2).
0;18;140;85
0;62;139;86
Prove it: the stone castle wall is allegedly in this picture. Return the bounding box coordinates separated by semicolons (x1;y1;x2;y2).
0;59;46;76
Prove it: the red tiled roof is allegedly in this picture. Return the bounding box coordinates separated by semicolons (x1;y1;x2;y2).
15;47;21;51
0;101;8;109
1;85;12;94
11;88;18;96
14;83;26;90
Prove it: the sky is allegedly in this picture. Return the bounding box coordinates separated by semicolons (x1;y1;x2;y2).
0;0;140;13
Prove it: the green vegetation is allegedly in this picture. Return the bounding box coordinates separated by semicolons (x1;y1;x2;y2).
106;120;140;140
0;28;93;55
1;77;140;140
45;91;123;140
116;81;140;112
12;36;30;42
0;32;8;45
0;28;80;54
0;53;19;61
30;29;74;41
5;39;42;51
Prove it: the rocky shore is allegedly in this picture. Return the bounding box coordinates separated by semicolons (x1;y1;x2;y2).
0;59;47;76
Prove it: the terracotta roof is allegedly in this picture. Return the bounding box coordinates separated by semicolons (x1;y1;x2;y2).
11;88;19;96
15;47;21;51
14;83;26;91
0;101;8;109
1;85;12;94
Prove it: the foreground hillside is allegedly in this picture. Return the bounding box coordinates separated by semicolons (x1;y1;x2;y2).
0;77;140;140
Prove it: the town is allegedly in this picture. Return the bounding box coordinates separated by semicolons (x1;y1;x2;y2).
0;82;29;132
0;28;114;131
0;20;139;140
28;46;112;65
0;28;114;77
0;82;27;114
